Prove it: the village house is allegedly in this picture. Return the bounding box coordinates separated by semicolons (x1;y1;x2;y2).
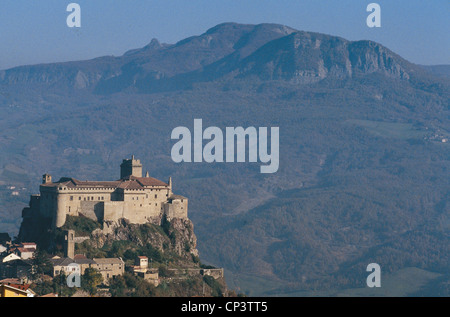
92;258;125;284
50;255;125;284
50;255;95;277
130;256;159;286
0;281;36;297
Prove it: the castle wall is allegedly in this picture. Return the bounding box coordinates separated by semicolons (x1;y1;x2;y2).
39;189;57;219
104;200;163;224
31;159;187;229
163;198;188;220
79;201;104;222
55;193;67;228
103;201;125;222
43;185;184;228
47;187;115;227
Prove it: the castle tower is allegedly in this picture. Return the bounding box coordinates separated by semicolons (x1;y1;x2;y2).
42;173;52;184
120;155;143;179
168;177;172;190
64;230;75;259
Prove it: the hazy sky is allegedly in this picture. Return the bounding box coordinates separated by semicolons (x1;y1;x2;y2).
0;0;448;70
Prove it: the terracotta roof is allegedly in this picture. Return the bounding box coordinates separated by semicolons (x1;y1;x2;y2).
0;283;31;291
17;247;34;253
119;175;168;188
41;175;168;190
117;180;145;190
21;243;37;249
130;176;168;187
71;179;122;188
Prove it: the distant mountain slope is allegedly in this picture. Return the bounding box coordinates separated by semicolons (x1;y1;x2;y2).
0;22;436;94
0;23;296;92
422;64;450;78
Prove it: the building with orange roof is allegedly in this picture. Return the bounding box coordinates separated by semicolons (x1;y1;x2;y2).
0;282;36;297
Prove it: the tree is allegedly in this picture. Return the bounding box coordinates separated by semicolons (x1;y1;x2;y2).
32;249;53;277
109;275;127;297
82;268;103;295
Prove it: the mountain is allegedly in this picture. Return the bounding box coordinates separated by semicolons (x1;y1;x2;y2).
0;23;296;92
0;23;449;296
1;22;424;93
422;64;450;78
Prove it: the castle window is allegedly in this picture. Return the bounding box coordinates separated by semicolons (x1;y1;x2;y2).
79;197;81;200
92;197;94;200
155;194;157;199
70;196;73;201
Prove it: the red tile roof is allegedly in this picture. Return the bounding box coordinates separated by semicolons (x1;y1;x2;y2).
17;247;33;253
41;175;168;190
2;283;31;291
122;175;168;187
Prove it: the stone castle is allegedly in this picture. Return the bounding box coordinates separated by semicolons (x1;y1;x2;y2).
22;156;188;230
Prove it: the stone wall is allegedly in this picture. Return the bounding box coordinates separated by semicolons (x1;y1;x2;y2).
163;197;188;220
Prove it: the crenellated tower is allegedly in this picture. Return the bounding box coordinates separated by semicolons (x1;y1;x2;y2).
120;155;143;178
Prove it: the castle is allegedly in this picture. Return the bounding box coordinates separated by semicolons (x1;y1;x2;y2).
22;156;188;230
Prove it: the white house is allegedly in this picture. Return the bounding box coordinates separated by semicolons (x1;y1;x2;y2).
1;253;21;263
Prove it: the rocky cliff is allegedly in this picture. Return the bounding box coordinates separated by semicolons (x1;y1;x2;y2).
87;217;199;263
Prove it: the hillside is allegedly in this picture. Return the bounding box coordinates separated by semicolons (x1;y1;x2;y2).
27;215;230;297
0;23;449;296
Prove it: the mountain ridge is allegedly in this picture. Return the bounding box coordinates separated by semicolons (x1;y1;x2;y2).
0;22;436;93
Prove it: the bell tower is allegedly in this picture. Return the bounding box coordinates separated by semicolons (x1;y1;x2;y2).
64;230;75;259
120;155;143;179
42;173;52;184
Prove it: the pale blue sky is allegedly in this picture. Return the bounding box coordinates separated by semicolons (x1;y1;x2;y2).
0;0;448;70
